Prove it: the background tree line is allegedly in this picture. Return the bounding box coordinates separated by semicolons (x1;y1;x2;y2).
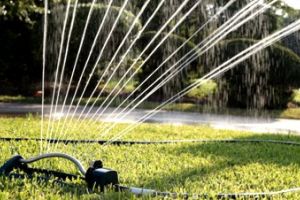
0;0;300;109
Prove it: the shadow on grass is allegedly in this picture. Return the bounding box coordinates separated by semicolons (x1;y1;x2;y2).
142;134;300;192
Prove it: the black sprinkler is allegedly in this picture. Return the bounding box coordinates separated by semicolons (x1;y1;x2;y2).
0;153;119;192
85;160;119;191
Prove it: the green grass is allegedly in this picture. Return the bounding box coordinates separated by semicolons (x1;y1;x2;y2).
1;116;300;199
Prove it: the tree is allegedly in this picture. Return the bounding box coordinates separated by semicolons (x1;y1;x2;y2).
0;0;43;95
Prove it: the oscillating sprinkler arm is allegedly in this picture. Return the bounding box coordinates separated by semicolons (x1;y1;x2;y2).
20;153;87;175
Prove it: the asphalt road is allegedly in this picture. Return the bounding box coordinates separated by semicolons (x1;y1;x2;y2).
0;103;299;134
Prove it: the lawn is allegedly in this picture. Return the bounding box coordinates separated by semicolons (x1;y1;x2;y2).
0;116;300;199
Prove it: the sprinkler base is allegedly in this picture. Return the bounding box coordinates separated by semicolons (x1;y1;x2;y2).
0;154;119;192
86;160;119;191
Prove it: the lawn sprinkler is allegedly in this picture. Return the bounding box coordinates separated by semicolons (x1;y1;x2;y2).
2;139;300;199
0;153;160;197
0;153;119;192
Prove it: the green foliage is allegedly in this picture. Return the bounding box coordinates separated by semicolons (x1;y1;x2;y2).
1;0;300;110
272;1;300;20
76;3;142;30
99;79;137;93
0;0;43;25
219;38;300;109
1;117;300;199
0;0;43;95
137;32;198;98
48;3;142;93
187;80;217;99
0;95;42;104
140;31;199;51
291;89;300;106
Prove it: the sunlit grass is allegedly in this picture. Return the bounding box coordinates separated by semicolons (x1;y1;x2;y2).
0;116;300;199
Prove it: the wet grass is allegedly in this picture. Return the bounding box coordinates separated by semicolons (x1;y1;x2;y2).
0;116;300;199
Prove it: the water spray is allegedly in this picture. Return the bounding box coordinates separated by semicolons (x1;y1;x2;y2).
3;0;299;198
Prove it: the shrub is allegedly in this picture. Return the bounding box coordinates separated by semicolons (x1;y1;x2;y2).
218;39;300;109
187;80;217;100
